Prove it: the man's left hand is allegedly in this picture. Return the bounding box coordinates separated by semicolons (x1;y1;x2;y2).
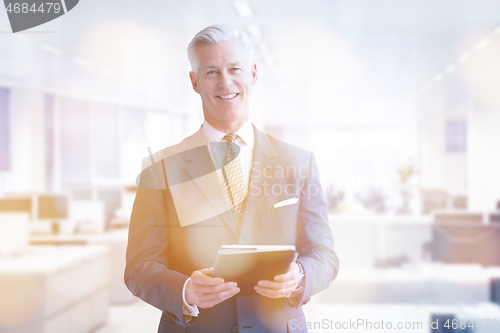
254;262;301;298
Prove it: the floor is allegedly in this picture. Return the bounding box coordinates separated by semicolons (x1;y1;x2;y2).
93;298;500;333
94;298;161;333
92;297;320;333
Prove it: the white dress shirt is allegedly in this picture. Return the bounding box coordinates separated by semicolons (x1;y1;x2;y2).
202;119;254;188
182;119;255;318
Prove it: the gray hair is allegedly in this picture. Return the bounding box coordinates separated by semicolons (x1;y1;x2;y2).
187;24;254;74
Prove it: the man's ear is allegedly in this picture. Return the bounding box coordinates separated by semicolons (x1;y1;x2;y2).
189;71;200;94
251;63;258;86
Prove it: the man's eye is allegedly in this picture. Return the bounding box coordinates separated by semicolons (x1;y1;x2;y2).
207;70;216;75
232;68;241;71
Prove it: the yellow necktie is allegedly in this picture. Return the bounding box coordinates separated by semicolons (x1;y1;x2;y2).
221;134;247;232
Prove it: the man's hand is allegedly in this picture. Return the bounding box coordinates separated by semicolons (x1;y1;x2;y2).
254;262;301;298
185;268;240;308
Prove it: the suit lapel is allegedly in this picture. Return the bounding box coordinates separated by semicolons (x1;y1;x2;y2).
182;127;237;235
239;126;278;236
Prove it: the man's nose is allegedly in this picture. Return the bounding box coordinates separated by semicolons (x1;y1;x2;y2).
218;72;233;88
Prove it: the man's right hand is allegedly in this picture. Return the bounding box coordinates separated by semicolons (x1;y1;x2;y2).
185;267;240;308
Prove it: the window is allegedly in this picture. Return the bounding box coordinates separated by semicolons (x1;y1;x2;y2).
59;98;91;184
92;103;120;179
0;88;10;171
45;95;55;191
445;121;467;153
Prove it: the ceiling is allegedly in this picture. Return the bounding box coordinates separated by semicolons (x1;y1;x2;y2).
0;0;500;110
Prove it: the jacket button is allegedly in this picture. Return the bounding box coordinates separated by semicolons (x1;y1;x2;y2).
232;325;239;333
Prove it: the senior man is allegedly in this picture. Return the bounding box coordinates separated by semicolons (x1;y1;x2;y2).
125;24;339;333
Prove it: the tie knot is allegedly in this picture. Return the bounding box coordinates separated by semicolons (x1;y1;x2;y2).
223;134;238;143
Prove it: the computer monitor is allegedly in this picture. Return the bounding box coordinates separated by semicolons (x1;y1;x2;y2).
433;223;500;266
37;195;68;220
35;194;70;234
434;211;483;224
490;213;500;225
97;188;121;228
0;197;33;219
69;186;122;229
70;200;105;233
70;187;93;200
0;194;71;234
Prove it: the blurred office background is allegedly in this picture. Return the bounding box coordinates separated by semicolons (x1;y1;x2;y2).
1;0;500;332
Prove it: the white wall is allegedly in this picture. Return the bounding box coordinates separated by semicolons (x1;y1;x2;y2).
420;98;447;190
9;89;45;193
468;109;500;210
419;87;468;197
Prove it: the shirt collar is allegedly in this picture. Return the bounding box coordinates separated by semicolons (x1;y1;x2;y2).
202;119;254;151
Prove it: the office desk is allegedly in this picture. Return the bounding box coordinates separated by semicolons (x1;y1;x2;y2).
30;228;134;304
320;264;492;305
0;246;109;333
329;215;433;268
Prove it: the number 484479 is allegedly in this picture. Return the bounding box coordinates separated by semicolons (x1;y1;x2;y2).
6;3;62;14
444;319;499;330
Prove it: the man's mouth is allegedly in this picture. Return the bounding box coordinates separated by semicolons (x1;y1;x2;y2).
217;93;238;99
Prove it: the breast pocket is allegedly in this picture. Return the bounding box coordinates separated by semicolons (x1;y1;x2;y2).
270;201;300;218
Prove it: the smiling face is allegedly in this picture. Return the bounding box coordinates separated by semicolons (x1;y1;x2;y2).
189;39;257;134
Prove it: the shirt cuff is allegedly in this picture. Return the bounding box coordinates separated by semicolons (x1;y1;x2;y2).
286;281;305;298
286;261;305;299
182;278;199;317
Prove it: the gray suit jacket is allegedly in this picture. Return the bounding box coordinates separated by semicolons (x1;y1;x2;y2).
125;125;339;333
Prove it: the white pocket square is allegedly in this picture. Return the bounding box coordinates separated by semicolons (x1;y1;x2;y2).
273;198;299;208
